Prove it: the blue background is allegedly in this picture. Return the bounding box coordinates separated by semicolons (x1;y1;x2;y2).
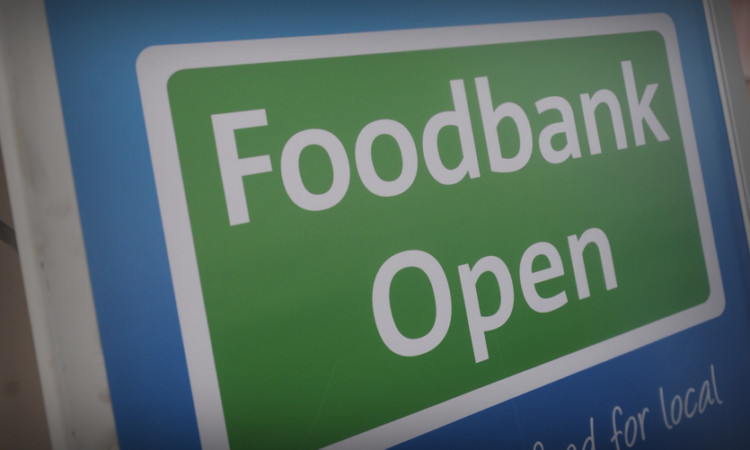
44;0;750;448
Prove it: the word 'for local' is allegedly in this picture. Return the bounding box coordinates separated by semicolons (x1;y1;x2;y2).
532;364;722;450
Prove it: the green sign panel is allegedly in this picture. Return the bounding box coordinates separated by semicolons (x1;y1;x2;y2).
137;13;723;449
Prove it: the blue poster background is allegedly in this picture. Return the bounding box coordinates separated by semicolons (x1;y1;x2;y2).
43;1;750;448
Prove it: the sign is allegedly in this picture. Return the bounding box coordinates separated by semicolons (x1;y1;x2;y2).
137;13;723;449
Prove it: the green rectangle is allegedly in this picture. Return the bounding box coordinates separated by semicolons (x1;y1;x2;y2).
138;15;722;449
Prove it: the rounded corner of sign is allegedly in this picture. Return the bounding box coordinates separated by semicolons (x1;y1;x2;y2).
165;67;191;91
700;229;727;321
135;45;160;74
136;45;182;85
713;291;727;318
647;12;678;43
690;261;727;324
705;276;727;320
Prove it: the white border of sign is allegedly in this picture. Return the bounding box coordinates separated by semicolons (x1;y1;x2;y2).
137;13;724;449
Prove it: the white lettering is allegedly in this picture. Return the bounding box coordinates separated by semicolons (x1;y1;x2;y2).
372;250;452;357
580;89;628;155
568;228;618;300
376;228;616;361
355;119;418;197
212;109;272;225
475;76;533;173
422;79;480;185
458;256;515;363
280;128;350;211
622;60;669;146
536;96;581;164
520;242;568;313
